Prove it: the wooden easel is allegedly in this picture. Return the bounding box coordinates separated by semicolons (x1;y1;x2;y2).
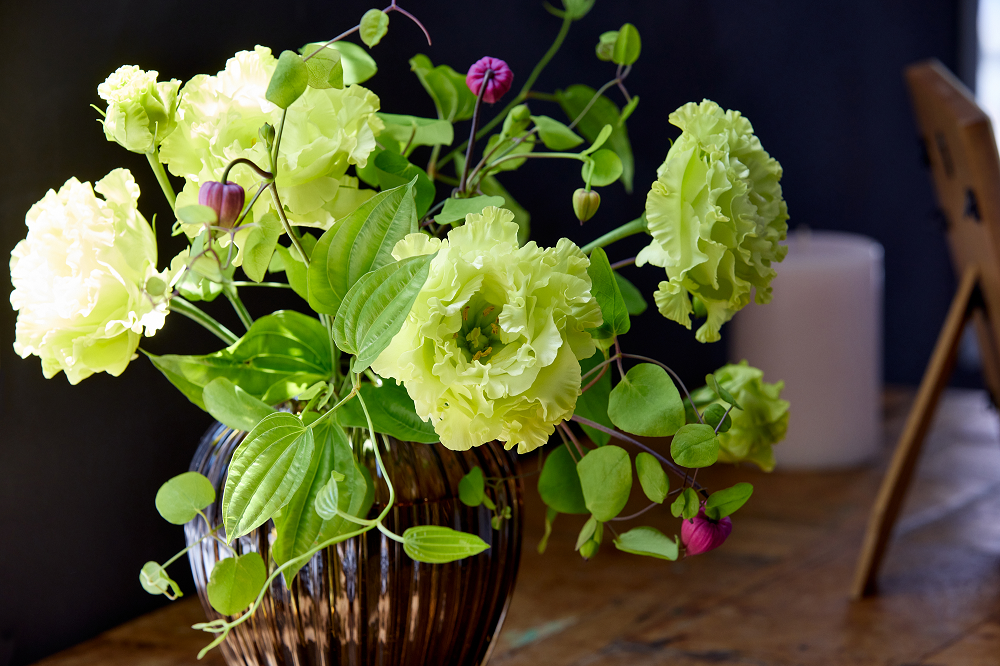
852;60;1000;598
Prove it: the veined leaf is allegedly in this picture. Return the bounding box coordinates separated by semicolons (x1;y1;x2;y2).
612;23;641;66
307;180;418;315
146;311;331;410
301;44;343;89
337;380;438;442
360;9;389;48
670;424;720;469
300;42;376;85
333;253;435;372
203;377;276;432
587;247;630;340
531;115;583;151
378;113;454;148
409;54;476;122
705;482;753;520
223;413;315;539
403;525;489;563
267;50;309;108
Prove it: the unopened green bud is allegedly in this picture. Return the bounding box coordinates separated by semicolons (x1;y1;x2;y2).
596;31;618;61
580;538;599;560
259;123;276;150
573;188;601;223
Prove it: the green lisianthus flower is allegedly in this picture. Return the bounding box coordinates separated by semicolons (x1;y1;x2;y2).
10;169;172;383
371;207;604;453
690;361;789;471
637;100;788;343
159;46;383;247
97;65;180;154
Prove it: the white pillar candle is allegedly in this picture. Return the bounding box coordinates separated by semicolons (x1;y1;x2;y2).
730;230;884;470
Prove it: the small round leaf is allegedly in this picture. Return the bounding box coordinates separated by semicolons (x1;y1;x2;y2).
360;9;390;48
608;363;685;437
670;424;720;469
581;149;623;187
459;466;486;507
538;444;589;514
614;526;678;560
207;553;267;616
635;452;669;504
155;472;215;525
266;50;309;109
576;445;632;522
612;23;642;66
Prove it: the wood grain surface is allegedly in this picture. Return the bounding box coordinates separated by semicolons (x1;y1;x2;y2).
34;389;1000;666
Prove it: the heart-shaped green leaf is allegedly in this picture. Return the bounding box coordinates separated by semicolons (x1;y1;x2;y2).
538;444;589;514
670;424;720;469
577;445;632;522
154;472;215;525
608;363;685;437
207;552;266;615
266;50;309;108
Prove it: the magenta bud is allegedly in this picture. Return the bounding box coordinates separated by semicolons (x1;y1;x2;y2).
466;57;514;104
681;508;733;556
198;181;245;229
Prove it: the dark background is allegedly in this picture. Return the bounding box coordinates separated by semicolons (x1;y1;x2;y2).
0;0;980;663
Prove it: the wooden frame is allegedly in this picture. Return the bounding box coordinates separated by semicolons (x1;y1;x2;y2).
852;60;1000;598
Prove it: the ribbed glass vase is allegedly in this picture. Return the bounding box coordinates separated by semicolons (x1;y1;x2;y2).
185;421;523;665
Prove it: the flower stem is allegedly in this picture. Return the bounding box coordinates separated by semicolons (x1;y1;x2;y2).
580;216;647;254
168;297;239;345
268;183;309;267
224;286;254;331
460;69;494;194
146;151;176;211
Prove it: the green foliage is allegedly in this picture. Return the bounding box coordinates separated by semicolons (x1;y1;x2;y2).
705;482;753;520
587;247;630;341
575;515;599;550
308;180;418;315
575;351;614;446
581;124;613;155
266;50;309;109
434;195;506;226
619;96;640;125
538;506;558;554
581;149;623;187
613;526;678;560
147;311;332;409
706;373;742;410
373;152;435;216
595;31;618;61
576;445;632;522
607;363;685;437
702;403;732;434
313;470;348;519
139;561;183;599
538;444;589;514
531;115;583;151
177;204;217;226
207;553;267;616
378;113;454;149
557;85;634;192
409;54;477;122
269;232;316;301
332;253;436;372
202;378;276;432
360;9;390;48
337;380;438;443
459;466;486;506
670;487;699;519
612;24;642;65
301;44;344;89
563;0;596;19
670;424;719;468
300;42;377;85
173;232;236;302
154;471;215;525
484;105;535;172
635;452;669;503
272;422;373;581
241;211;282;283
614;272;647;315
402;525;490;563
223;413;316;539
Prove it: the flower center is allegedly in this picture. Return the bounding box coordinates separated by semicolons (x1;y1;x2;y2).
456;295;505;363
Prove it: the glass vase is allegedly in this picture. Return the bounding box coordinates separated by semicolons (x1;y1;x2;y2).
185;421;523;665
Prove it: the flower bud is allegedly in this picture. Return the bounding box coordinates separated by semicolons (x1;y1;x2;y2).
681;508;732;556
98;65;180;153
198;181;245;229
466;57;514;104
579;538;599;560
573;188;601;223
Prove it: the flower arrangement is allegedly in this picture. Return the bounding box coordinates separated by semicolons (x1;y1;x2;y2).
9;0;790;657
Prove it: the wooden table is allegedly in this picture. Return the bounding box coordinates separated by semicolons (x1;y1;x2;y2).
35;389;1000;665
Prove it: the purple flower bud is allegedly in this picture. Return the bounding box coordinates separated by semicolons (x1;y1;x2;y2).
466;57;514;104
198;181;245;229
681;508;733;556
